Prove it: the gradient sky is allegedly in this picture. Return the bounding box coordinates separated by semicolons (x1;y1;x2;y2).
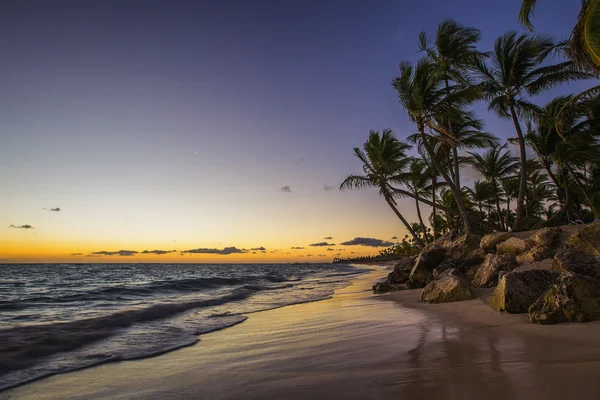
0;0;593;263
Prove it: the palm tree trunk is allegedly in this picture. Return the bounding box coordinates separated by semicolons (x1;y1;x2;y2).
418;124;474;234
506;196;511;229
508;102;527;231
384;196;425;248
432;175;438;239
566;165;594;207
444;78;461;189
492;180;505;231
415;199;430;244
562;167;572;223
392;188;450;212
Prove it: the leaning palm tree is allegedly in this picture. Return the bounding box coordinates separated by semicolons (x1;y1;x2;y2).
467;144;519;230
393;57;479;234
519;0;600;71
340;130;425;247
475;31;590;230
419;19;486;189
403;159;433;243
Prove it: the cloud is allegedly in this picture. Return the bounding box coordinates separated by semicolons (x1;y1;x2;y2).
350;251;356;254
339;237;394;247
309;242;335;247
181;246;246;255
251;247;266;251
306;254;313;257
43;207;61;212
70;253;83;256
318;254;326;257
391;236;398;240
92;250;139;256
291;246;304;250
86;254;102;258
326;248;335;251
280;186;292;193
8;224;35;229
323;185;334;191
141;250;176;255
324;236;333;240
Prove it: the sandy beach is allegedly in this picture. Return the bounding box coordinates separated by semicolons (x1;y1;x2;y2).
3;265;600;400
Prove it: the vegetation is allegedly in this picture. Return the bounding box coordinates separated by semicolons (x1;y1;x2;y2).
341;14;600;261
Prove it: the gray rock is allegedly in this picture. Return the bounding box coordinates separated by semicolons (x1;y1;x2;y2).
373;282;408;294
516;244;552;265
420;269;475;303
565;220;600;257
532;227;562;248
472;253;516;288
480;232;511;253
444;234;482;261
496;237;534;256
551;248;600;278
490;270;559;313
408;244;447;287
386;256;416;284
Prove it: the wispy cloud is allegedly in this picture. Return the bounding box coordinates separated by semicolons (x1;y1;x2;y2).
70;253;83;256
181;246;246;255
86;254;102;258
326;248;335;251
309;241;335;247
291;246;304;250
92;250;139;256
141;250;176;255
318;254;326;257
323;185;334;191
43;207;61;212
280;186;292;193
251;247;266;251
391;236;398;240
340;237;394;247
8;224;34;230
306;254;313;257
324;236;333;240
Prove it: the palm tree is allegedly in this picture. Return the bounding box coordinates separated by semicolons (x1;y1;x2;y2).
419;20;486;189
467;144;519;230
475;31;590;230
519;0;600;71
467;180;496;221
393;58;479;234
339;130;425;247
501;176;520;228
403;159;433;243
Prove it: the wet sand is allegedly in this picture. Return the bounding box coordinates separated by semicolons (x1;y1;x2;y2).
3;266;600;400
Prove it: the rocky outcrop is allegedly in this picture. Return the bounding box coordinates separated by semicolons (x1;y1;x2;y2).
373;282;408;294
408;244;447;288
532;227;562;248
472;253;516;288
490;270;559;313
480;232;511;253
516;244;552;265
386;256;416;284
551;248;600;277
444;234;483;261
496;237;534;256
529;272;600;324
420;269;475;303
565;220;600;257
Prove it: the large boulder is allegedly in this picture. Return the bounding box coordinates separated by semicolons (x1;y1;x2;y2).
552;248;600;277
472;253;516;288
532;227;562;248
565;220;600;257
490;270;559;313
516;244;552;265
408;244;447;287
529;272;600;324
444;234;483;261
373;282;408;294
480;232;511;253
420;269;475;303
386;256;416;284
496;237;534;256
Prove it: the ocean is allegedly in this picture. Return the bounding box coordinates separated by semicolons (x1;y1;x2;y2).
0;262;366;391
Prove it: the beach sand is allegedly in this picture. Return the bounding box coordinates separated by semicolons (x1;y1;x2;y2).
3;266;600;400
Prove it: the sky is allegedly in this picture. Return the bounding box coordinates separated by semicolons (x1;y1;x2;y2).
0;0;593;263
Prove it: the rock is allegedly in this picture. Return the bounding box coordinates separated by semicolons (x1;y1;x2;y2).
532;227;562;248
529;272;600;324
551;248;600;278
444;234;482;261
432;260;460;280
386;256;416;284
373;282;408;294
408;244;447;287
565;220;600;257
472;253;516;288
496;237;534;256
480;232;511;253
490;270;559;313
515;244;552;265
420;269;475;303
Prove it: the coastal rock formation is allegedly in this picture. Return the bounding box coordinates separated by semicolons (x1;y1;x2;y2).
480;232;511;253
386;256;416;284
373;282;408;294
444;234;483;261
420;269;475;303
472;253;516;288
408;244;447;287
516;244;552;265
490;270;559;313
552;248;600;277
529;272;600;324
496;237;534;256
432;260;461;280
565;220;600;256
532;227;562;248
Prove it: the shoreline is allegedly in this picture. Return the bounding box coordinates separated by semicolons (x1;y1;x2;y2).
4;265;600;399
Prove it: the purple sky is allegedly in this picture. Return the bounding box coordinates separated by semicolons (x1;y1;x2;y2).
0;0;594;262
